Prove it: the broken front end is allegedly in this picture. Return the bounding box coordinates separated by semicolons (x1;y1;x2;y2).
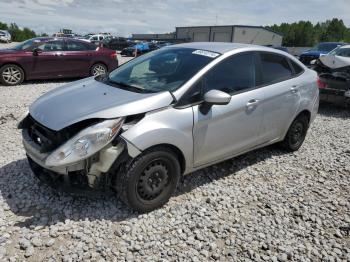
18;114;140;193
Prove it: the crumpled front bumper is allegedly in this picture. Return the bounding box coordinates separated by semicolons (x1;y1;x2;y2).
22;129;86;175
22;127;127;191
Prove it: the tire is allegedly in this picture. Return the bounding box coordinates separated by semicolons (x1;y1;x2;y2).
90;63;107;76
280;114;309;152
115;147;181;212
0;64;24;86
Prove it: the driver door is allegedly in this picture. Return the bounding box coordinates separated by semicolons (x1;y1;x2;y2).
192;52;265;167
30;40;67;79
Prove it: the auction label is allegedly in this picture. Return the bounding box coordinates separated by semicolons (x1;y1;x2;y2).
192;50;220;58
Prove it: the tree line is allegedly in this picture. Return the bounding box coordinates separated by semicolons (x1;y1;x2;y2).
0;21;36;42
267;18;350;47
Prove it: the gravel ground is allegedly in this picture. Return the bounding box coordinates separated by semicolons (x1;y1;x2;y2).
0;44;350;261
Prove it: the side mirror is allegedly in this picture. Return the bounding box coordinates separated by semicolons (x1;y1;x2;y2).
32;48;41;56
204;90;231;105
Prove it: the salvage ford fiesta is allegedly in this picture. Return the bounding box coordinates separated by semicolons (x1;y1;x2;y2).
19;43;319;212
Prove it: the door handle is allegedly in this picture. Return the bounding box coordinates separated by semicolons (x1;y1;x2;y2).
246;99;260;107
290;86;299;93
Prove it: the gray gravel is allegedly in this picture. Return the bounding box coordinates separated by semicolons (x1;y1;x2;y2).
0;51;349;260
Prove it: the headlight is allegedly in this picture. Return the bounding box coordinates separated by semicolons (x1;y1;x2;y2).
45;118;124;167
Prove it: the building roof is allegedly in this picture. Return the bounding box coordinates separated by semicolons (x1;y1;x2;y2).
175;25;283;36
170;42;265;54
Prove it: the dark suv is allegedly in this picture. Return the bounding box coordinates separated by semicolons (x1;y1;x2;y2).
0;37;118;86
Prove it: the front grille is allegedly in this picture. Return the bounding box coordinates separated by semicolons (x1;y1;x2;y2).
24;115;65;153
21;115;101;154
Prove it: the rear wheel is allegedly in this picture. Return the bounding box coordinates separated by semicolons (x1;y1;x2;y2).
115;147;181;212
280;115;309;151
0;64;24;86
90;63;107;76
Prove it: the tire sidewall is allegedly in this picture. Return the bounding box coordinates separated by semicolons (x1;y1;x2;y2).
125;150;181;212
0;64;24;86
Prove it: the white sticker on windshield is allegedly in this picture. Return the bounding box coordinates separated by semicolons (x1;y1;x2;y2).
192;50;220;58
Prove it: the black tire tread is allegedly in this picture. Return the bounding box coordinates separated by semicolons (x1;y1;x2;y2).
280;114;309;152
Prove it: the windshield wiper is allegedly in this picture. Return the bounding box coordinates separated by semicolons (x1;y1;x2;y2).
105;77;151;93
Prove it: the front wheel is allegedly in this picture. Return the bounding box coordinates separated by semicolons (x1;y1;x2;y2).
115;147;181;212
0;64;24;86
280;115;309;151
90;63;107;76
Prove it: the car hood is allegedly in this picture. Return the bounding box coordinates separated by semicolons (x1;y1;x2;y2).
29;77;174;131
319;55;350;69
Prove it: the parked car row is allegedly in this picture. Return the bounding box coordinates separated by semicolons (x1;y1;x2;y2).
0;37;118;86
119;41;173;57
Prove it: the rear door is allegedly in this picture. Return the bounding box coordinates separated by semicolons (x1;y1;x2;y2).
192;52;265;167
62;40;96;77
257;52;301;142
30;40;67;79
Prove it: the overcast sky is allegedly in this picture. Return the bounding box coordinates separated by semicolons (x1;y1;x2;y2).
1;0;349;36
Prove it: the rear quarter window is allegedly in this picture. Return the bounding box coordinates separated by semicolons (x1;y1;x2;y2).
259;52;293;85
289;59;304;75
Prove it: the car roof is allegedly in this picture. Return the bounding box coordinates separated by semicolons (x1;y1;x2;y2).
32;37;93;43
319;42;347;45
170;42;278;54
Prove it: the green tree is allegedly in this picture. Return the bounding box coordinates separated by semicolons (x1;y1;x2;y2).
0;22;8;30
266;18;350;47
0;21;37;41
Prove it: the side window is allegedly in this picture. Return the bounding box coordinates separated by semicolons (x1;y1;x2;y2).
85;43;97;51
337;48;350;57
66;41;87;51
37;41;64;52
289;59;304;75
203;52;256;95
259;53;293;84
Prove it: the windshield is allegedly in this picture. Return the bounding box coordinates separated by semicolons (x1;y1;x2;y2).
312;43;341;52
11;39;37;50
105;47;219;93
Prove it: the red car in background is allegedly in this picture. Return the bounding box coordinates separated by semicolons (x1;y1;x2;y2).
0;37;118;86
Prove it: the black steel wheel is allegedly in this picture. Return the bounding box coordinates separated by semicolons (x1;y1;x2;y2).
280;114;309;151
115;147;181;212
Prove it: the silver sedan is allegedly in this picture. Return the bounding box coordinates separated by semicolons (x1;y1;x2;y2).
20;42;319;212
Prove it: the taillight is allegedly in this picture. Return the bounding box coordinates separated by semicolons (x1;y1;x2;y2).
110;52;117;60
316;77;327;89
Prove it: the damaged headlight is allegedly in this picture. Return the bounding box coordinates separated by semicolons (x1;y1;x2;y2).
45;118;124;167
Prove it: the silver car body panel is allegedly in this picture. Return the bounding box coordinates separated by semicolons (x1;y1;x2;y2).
29;77;174;131
121;105;194;170
122;43;318;174
24;42;318;175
